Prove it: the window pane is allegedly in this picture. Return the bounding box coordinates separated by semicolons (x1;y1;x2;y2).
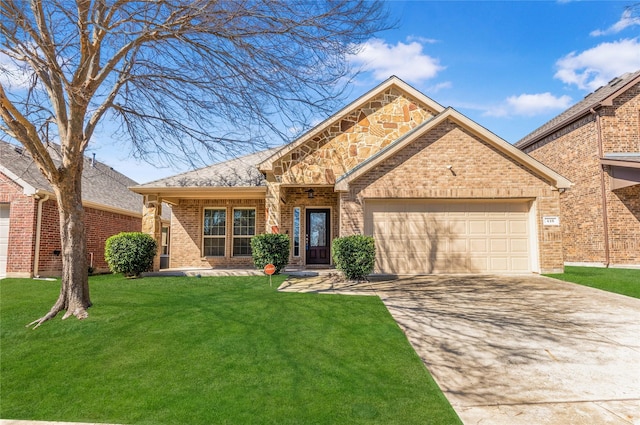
204;209;226;236
310;212;326;247
233;209;256;236
204;238;225;256
293;207;300;257
233;237;252;256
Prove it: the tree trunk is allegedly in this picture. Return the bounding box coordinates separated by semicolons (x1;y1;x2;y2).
28;170;92;329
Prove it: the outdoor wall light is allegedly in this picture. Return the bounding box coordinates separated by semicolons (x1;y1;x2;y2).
306;188;315;199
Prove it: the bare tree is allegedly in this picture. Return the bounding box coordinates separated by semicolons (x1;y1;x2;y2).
0;0;389;328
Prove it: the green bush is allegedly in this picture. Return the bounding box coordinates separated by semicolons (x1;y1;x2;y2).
251;233;290;274
332;235;376;281
105;232;157;278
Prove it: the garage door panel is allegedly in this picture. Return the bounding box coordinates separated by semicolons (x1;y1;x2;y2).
511;239;529;253
470;238;488;253
490;257;509;271
489;221;507;234
369;200;532;274
510;220;528;234
490;239;508;253
469;220;487;234
449;238;468;253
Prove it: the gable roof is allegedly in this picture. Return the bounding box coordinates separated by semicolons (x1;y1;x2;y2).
516;69;640;150
335;107;572;191
258;75;445;173
0;140;142;216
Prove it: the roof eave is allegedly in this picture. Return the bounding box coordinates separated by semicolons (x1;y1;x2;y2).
517;72;640;150
0;165;39;195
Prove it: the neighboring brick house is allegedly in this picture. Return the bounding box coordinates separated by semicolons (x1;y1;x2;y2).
132;77;571;274
516;70;640;268
0;141;144;278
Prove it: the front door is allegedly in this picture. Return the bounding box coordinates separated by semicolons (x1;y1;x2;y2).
306;209;330;265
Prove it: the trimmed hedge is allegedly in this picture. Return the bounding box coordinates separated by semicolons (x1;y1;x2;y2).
251;233;290;274
332;235;375;280
105;232;157;278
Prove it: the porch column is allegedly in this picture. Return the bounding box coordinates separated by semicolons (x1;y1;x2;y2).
265;181;281;233
142;195;162;271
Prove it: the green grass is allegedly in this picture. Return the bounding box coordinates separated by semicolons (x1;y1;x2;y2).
0;274;460;425
546;266;640;299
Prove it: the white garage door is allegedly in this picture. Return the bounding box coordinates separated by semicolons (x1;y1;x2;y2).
0;204;9;278
366;200;533;274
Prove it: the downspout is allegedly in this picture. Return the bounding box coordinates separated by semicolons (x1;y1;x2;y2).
591;108;610;267
33;193;50;277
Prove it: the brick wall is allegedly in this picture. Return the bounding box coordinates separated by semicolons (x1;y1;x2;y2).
1;173;36;277
523;82;640;265
279;187;339;267
169;198;265;269
1;171;142;277
340;120;564;273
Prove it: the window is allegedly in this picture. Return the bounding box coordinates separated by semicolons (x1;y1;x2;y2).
161;226;170;255
204;208;226;256
293;207;300;257
233;209;256;256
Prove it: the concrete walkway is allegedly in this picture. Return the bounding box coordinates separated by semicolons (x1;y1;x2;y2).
280;273;640;425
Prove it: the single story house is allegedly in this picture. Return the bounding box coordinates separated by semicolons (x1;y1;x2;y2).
516;70;640;268
0;141;152;278
132;77;571;274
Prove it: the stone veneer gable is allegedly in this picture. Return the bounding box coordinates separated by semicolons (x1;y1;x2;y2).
272;87;437;185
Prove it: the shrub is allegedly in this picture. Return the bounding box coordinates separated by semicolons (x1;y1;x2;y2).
105;232;157;278
332;235;376;281
251;233;290;274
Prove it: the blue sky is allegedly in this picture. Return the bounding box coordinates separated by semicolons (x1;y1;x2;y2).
6;1;640;183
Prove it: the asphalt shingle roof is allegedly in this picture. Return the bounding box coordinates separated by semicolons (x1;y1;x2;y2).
0;140;142;214
133;147;282;189
516;69;640;149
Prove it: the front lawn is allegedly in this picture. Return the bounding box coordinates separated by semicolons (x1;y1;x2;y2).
0;274;460;425
546;266;640;299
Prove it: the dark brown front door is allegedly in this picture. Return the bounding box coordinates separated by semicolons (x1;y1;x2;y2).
306;209;330;265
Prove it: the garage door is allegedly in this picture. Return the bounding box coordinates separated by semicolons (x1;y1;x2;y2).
0;204;9;278
366;200;533;274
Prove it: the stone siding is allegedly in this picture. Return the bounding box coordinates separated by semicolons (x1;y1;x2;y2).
340;120;564;273
273;87;437;186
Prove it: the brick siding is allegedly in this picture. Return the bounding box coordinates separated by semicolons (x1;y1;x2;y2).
340;120;564;273
522;82;640;265
1;171;141;277
169;198;265;269
279;187;339;267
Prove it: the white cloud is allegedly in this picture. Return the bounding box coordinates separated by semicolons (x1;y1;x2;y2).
348;38;444;83
406;35;439;45
554;38;640;91
484;93;573;117
0;53;32;89
426;81;452;93
591;7;640;36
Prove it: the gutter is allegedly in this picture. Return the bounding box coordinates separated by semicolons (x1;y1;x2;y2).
33;192;50;277
592;108;610;268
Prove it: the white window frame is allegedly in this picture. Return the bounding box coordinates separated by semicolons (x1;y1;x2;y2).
293;207;301;257
232;208;256;257
203;208;226;257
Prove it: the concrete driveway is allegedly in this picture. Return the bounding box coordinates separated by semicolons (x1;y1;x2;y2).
280;273;640;424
